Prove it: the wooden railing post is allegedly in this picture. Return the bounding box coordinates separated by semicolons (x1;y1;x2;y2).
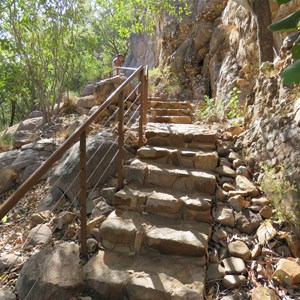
117;92;125;191
79;131;87;259
143;66;149;126
0;66;143;221
138;68;146;148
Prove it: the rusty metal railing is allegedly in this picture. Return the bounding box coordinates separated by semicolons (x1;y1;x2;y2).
0;65;148;258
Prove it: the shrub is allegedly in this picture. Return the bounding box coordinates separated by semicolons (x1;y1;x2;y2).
260;165;299;229
0;133;14;152
197;87;244;123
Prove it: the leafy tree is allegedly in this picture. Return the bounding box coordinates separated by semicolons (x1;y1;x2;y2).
0;0;189;128
0;0;102;123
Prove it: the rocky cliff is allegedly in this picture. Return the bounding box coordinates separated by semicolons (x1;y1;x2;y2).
128;0;300;192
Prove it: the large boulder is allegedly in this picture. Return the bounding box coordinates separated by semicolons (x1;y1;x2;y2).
81;83;95;97
0;150;21;169
1;117;44;148
49;132;120;202
37;186;69;212
16;243;83;300
77;95;96;109
94;75;136;106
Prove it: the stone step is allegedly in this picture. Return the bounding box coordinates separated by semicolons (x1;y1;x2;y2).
145;122;217;150
126;159;216;195
148;115;192;124
114;186;212;223
99;210;211;257
138;146;218;171
84;249;206;299
151;108;193;117
149;101;194;110
147;96;163;102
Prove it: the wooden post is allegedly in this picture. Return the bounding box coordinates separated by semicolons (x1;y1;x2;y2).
143;66;149;126
117;93;125;191
79;131;88;259
138;69;145;148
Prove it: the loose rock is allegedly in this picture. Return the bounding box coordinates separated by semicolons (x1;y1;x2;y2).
212;228;228;242
0;289;16;300
207;263;225;281
223;275;247;289
251;197;270;206
257;221;277;245
273;258;300;285
236;209;262;234
222;257;246;275
259;205;273;219
25;224;52;246
53;211;77;230
228;195;244;212
0;253;23;271
214;206;235;227
215;166;237;178
251;286;279;300
235;175;259;197
228;240;251;261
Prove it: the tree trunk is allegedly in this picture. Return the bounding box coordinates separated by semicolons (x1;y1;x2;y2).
253;0;274;63
9;100;16;127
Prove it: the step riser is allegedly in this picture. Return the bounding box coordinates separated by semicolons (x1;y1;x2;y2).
138;147;218;171
84;251;206;300
149;101;194;109
148;116;192;124
126;164;216;195
114;191;212;224
151;109;192;117
99;213;210;258
145;130;217;150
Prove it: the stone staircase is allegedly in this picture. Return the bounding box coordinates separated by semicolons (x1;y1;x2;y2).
84;100;219;299
148;96;195;124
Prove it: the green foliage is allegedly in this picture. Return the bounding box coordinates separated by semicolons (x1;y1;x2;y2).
197;88;243;122
275;0;294;3
148;66;181;98
95;0;190;37
0;133;14;152
0;0;102;123
0;0;189;126
227;87;242;119
281;60;300;85
197;95;224;121
260;165;299;226
268;5;300;85
1;215;8;223
268;10;300;32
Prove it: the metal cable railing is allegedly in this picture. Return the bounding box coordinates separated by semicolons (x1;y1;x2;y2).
0;65;148;263
0;66;148;296
0;70;143;273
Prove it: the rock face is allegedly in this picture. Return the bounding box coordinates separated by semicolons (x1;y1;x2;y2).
50;133;119;201
0;138;59;186
94;75;136;105
16;243;83;300
128;0;227;99
128;0;300;203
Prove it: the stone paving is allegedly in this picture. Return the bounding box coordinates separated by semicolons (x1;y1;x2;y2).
93;100;220;299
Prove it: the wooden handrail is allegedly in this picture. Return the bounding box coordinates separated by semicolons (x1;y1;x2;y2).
0;66;145;221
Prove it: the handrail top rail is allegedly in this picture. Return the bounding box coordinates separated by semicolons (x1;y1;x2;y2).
116;66;140;71
0;65;145;220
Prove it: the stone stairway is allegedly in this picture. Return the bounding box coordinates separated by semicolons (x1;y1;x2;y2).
148;96;194;124
84;106;219;299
